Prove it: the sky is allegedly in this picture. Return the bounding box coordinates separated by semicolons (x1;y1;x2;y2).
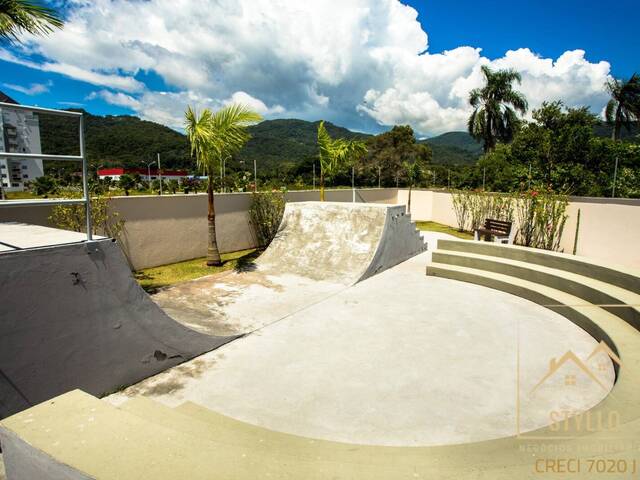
0;0;637;137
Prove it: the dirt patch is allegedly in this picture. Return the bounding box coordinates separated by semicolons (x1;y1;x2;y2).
122;358;215;397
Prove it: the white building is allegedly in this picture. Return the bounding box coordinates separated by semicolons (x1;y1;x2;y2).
97;167;189;183
0;92;44;193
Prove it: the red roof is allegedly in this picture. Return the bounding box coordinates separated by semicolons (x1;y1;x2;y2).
98;167;188;176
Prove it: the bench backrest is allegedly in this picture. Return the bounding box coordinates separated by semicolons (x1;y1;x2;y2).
484;218;512;236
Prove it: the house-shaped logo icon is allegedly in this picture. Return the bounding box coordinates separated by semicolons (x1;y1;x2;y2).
530;341;621;394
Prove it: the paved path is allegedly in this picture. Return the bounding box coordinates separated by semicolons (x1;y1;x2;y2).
109;232;614;446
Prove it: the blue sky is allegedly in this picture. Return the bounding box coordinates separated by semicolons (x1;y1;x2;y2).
0;1;637;135
407;0;638;77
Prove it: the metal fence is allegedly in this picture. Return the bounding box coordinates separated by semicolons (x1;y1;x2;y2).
0;102;92;241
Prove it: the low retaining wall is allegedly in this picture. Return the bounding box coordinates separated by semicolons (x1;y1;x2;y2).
0;188;397;270
399;189;640;269
2;187;638;269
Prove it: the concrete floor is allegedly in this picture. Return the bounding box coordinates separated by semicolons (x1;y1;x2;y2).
0;222;103;251
108;232;614;447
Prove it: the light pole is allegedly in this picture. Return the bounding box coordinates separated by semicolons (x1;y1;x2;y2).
378;165;381;188
253;158;257;192
146;161;154;192
313;163;316;190
157;153;162;195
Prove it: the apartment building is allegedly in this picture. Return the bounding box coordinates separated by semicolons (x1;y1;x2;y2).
0;91;45;193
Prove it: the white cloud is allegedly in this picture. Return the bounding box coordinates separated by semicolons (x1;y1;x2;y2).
2;80;52;95
2;1;614;135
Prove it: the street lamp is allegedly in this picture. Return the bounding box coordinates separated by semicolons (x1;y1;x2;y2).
145;161;155;192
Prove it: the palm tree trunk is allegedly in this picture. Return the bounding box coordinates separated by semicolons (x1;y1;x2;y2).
320;171;325;201
613;106;622;141
206;178;222;266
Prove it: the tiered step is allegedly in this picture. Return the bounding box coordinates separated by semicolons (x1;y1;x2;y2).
428;239;640;330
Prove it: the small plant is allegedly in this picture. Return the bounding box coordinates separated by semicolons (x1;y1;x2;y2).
451;189;471;231
515;187;568;251
249;190;285;247
50;190;125;239
118;174;135;196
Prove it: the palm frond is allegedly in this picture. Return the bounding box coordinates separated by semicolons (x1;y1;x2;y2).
0;0;63;41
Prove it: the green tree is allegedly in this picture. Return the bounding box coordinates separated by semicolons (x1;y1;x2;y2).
316;121;369;200
185;104;261;266
167;179;179;194
605;73;640;141
118;174;135;196
468;66;528;153
403;160;423;213
30;175;57;196
0;0;63;42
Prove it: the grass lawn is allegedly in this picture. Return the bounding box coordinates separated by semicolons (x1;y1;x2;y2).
415;221;473;240
134;248;259;293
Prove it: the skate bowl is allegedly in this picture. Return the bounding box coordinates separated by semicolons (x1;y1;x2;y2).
0;238;235;420
0;202;427;419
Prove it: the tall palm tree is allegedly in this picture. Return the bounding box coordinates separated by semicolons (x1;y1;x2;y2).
605;73;640;141
468;66;528;153
0;0;63;41
185;104;261;266
316;121;366;201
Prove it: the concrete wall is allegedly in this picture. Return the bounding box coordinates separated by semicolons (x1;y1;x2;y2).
2;187;639;269
396;189;640;269
0;188;398;270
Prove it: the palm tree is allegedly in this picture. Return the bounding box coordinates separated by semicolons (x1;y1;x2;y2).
0;0;63;41
468;66;528;153
185;104;261;266
605;73;640;141
316;121;366;201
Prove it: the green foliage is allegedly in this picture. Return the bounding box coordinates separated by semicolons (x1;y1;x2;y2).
468;66;528;152
118;174;135;195
49;191;125;239
467;65;527;152
167;179;179;194
316;121;369;198
29;174;57;196
605;73;640;140
477;102;640;196
451;188;567;251
248;190;286;247
185;104;262;178
515;188;568;251
363;125;431;187
0;0;63;42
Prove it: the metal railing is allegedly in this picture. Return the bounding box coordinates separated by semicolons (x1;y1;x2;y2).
0;102;92;241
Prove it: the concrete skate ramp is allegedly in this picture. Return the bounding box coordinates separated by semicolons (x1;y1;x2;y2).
0;238;233;419
256;202;427;284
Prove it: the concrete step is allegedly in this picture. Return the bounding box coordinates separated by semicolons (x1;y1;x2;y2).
118;397;371;463
435;239;640;294
431;249;640;330
426;263;640;399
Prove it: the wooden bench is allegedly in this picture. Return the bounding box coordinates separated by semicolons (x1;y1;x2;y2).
474;219;514;244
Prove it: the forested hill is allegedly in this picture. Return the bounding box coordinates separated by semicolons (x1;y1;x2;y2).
39;110;636;171
39;113;370;171
420;131;483;165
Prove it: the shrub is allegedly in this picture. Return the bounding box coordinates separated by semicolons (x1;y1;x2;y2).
50;191;125;240
249;190;285;247
515;188;568;251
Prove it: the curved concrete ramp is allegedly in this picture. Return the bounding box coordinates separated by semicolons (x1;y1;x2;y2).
257;202;427;284
0;239;233;419
153;202;427;335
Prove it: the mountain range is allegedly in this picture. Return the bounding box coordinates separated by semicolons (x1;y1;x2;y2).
38;110;634;173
